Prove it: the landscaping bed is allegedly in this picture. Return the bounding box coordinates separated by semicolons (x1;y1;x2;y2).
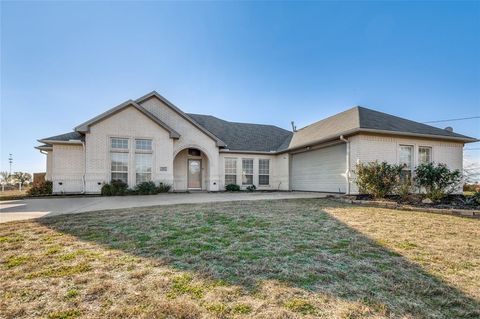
339;194;480;217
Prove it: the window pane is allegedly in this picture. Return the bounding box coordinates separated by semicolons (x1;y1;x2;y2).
418;147;431;164
399;145;413;169
242;159;253;185
135;139;152;151
111;138;128;150
259;175;269;185
225;175;236;185
111;153;128;172
225;158;237;175
242;174;253;185
111;172;128;183
188;149;201;156
259;159;269;175
242;159;253;174
135;153;152;184
111;152;128;183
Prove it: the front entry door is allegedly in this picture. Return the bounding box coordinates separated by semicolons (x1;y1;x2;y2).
187;159;202;189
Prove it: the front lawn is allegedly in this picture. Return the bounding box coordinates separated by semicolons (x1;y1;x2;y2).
1;199;479;318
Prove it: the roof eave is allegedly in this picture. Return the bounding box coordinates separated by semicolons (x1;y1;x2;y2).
282;128;477;154
220;149;278;155
357;128;478;143
35;145;53;151
37;139;83;145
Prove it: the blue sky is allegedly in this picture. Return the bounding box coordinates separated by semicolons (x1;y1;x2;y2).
1;1;479;174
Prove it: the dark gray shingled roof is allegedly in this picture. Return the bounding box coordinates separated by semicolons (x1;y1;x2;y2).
40;131;85;142
289;106;476;149
187;114;293;152
357;107;473;139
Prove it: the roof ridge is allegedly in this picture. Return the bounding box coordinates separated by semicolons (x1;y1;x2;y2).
187;113;291;132
296;106;360;131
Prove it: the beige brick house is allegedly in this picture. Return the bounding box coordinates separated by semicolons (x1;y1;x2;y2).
36;91;476;194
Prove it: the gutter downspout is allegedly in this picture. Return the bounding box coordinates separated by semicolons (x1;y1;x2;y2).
81;141;86;194
340;135;350;195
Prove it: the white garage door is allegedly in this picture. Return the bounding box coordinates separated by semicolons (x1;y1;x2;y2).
291;143;347;193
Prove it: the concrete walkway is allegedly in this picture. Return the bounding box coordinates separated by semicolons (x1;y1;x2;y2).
0;192;327;223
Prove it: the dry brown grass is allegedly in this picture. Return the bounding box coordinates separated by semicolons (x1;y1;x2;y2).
0;188;28;201
0;199;479;318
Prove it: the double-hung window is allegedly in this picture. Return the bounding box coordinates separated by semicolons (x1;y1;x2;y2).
259;159;270;185
418;146;432;165
242;159;253;185
224;158;237;185
399;145;413;181
135;139;152;184
110;138;129;183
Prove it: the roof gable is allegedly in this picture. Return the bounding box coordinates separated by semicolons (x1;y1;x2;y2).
288;106;476;150
74;100;180;138
136;91;226;147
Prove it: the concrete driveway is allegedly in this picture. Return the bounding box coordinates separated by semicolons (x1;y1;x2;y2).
0;192;328;223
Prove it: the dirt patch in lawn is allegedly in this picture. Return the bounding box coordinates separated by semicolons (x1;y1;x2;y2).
1;199;479;318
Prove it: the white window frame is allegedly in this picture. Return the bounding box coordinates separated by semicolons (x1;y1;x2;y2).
242;158;254;185
224;158;237;185
418;146;432;165
258;159;270;186
111;152;129;183
134;139;153;184
135;153;153;184
399;145;414;181
110;137;129;183
111;137;129;151
135;139;152;152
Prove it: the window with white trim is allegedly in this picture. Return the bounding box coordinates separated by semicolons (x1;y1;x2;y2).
111;152;128;183
134;139;153;184
242;159;253;185
224;158;237;185
135;139;152;151
399;145;413;181
135;153;152;184
111;137;128;150
418;146;432;164
259;159;270;185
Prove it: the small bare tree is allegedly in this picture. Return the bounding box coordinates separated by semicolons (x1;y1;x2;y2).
0;171;11;185
12;172;32;186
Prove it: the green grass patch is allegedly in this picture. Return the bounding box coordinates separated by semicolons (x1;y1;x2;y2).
47;309;81;319
65;289;79;299
4;256;30;269
167;273;205;299
284;298;317;315
28;262;91;278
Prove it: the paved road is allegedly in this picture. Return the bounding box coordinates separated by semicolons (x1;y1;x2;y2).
0;192;328;223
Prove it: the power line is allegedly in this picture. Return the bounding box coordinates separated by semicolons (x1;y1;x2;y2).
423;116;480;124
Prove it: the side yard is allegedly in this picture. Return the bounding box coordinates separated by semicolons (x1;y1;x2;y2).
0;199;479;318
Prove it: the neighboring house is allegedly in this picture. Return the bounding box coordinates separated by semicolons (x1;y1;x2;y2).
35;91;477;194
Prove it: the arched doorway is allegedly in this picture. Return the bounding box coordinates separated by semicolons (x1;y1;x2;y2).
173;147;210;191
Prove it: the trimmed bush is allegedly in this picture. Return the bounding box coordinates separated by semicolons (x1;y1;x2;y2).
157;182;172;193
415;163;461;202
355;161;403;198
101;180;128;196
27;180;53;196
225;184;240;192
246;185;256;192
135;181;157;195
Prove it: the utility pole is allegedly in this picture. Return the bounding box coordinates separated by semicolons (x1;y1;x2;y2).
8;154;13;175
